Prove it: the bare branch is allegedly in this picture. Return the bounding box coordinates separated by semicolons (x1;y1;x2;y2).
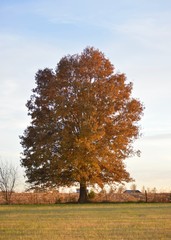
0;160;18;204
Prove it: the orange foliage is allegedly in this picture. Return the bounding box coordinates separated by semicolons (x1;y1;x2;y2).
20;47;144;202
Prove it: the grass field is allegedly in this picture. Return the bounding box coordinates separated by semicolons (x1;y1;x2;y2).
0;203;171;240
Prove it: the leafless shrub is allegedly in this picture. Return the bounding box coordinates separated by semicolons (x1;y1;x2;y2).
0;160;18;204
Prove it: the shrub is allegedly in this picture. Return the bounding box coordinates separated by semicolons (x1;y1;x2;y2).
88;190;96;200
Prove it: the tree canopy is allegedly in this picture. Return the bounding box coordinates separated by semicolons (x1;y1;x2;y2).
20;47;144;202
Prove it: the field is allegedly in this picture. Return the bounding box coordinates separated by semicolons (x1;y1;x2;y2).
0;203;171;240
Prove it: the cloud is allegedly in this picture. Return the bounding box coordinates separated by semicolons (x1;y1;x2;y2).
144;133;171;141
120;22;170;52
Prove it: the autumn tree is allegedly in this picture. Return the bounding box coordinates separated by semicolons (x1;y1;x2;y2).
20;47;144;203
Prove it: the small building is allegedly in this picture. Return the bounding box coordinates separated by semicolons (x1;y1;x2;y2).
124;190;144;201
124;190;141;194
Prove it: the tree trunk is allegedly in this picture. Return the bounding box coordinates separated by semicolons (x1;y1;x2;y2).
145;190;148;203
78;182;88;203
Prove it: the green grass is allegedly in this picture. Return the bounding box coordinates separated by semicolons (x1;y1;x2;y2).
0;203;171;239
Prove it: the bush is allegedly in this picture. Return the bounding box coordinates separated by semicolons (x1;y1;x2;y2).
88;190;96;200
55;197;62;203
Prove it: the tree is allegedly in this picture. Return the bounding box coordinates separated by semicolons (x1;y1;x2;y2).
0;160;18;204
20;47;144;203
130;183;137;192
117;185;126;194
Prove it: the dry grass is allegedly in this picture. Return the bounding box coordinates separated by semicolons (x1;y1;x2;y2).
1;191;170;205
0;203;171;239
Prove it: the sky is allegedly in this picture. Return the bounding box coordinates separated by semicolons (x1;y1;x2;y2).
0;0;171;192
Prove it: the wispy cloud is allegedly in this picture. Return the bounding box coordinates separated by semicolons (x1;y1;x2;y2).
144;133;171;141
114;14;171;51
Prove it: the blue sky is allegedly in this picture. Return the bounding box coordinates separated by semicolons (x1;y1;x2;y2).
0;0;171;192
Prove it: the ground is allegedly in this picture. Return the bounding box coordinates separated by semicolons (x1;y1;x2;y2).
0;203;171;239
